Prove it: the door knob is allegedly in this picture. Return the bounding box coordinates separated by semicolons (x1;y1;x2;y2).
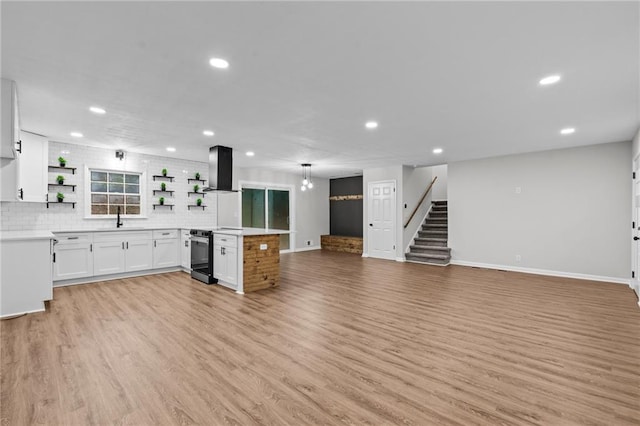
634;236;639;241
369;223;373;227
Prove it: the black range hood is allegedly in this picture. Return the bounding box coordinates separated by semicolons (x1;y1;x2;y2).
203;145;236;192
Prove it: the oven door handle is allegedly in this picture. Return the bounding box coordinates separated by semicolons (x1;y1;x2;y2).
190;236;210;244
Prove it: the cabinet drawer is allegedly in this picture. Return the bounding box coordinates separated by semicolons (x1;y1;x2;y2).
214;234;237;248
94;231;152;242
54;233;92;244
153;229;178;239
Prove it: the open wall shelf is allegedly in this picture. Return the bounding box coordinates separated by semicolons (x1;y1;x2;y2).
46;201;76;208
152;175;174;182
48;183;77;192
187;192;206;197
153;204;174;210
188;205;206;210
153;190;174;195
48;165;76;174
188;178;206;184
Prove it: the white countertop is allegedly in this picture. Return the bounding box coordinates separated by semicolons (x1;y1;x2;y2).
211;227;291;236
0;230;56;241
54;226;180;234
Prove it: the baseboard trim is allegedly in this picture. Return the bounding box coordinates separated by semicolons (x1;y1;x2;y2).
1;305;45;319
450;260;630;285
361;253;369;258
53;267;182;288
396;257;406;262
295;245;321;252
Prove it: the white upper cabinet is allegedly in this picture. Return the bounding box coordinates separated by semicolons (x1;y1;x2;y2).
1;78;20;159
16;132;48;202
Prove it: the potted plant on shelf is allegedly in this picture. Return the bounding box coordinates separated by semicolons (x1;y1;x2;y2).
162;168;168;177
159;196;165;205
56;175;65;185
56;192;64;202
160;182;166;191
193;184;199;193
195;172;201;180
196;198;203;207
58;156;66;167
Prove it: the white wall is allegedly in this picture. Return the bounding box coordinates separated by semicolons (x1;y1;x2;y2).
216;167;329;251
0;142;217;231
363;165;403;259
431;164;448;201
402;165;432;251
449;141;632;282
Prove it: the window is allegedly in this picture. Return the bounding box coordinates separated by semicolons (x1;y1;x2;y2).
89;170;142;216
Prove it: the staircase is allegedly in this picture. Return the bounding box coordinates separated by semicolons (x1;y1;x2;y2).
405;200;451;265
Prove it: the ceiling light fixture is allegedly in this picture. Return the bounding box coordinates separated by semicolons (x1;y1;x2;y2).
70;132;83;138
203;130;215;137
539;75;561;86
433;148;443;154
166;147;176;152
89;106;106;114
365;121;378;129
209;57;229;69
560;127;575;135
300;163;313;191
246;151;255;157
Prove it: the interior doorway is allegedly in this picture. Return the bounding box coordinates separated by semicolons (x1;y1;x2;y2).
367;180;396;260
633;155;640;295
240;183;293;252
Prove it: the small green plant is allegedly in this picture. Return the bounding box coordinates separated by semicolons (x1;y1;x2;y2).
161;168;167;177
56;175;65;184
160;182;166;191
56;192;64;202
193;184;199;193
159;197;165;205
58;156;66;167
195;172;201;180
196;198;203;206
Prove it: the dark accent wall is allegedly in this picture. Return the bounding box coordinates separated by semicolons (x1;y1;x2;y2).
330;176;363;237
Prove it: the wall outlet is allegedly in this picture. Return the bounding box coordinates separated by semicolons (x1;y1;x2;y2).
306;240;312;246
260;244;267;250
515;254;521;262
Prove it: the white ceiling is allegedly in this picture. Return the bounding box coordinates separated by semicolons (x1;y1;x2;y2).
1;1;638;178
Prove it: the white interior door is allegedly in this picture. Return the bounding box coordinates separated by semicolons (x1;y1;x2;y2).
367;180;396;260
633;156;640;295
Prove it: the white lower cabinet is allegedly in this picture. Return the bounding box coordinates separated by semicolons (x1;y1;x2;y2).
180;229;191;269
214;235;238;288
53;233;93;280
93;231;152;276
153;230;179;268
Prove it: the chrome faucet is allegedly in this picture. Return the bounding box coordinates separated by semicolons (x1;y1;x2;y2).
116;206;123;228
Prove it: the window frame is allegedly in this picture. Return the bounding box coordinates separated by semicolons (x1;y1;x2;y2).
84;166;147;219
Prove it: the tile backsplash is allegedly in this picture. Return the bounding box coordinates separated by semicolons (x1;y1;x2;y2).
0;142;218;231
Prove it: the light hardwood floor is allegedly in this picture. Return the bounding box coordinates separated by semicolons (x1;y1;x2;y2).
2;251;639;425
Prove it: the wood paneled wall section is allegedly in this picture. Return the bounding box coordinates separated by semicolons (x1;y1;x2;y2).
243;235;280;292
321;235;363;254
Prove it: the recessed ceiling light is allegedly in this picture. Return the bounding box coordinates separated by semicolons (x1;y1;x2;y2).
539;75;561;86
166;147;176;152
246;151;255;157
70;132;83;138
89;106;106;114
203;130;215;137
433;148;443;154
365;121;378;129
560;127;575;135
209;57;229;69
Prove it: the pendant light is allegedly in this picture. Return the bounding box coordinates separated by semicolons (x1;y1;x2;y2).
301;163;313;191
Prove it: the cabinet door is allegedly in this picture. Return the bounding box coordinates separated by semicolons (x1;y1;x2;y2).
152;238;178;268
224;246;238;287
213;243;225;280
53;242;93;280
126;239;153;272
181;234;190;269
16;132;47;202
0;78;18;159
93;241;126;276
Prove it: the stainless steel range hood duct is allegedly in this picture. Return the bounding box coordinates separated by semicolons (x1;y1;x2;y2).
203;145;236;192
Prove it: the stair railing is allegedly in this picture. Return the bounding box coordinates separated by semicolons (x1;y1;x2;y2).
403;176;438;229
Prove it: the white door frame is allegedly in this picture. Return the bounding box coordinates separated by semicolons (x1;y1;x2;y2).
366;180;397;260
632;155;640;298
238;180;295;253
